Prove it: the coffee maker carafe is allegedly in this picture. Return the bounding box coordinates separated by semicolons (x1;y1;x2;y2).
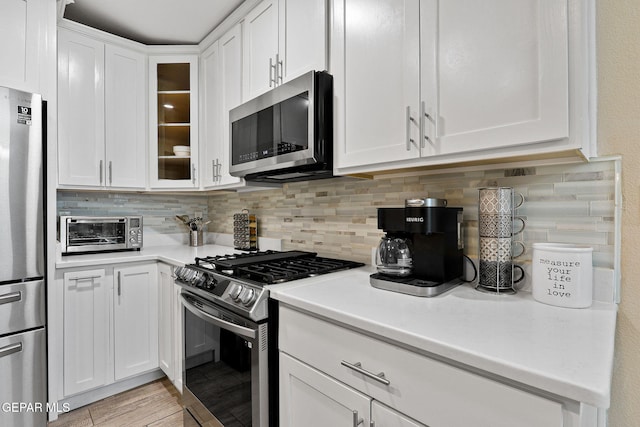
370;198;464;297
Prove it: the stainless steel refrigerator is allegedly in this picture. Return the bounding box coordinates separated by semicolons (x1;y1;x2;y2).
0;86;47;426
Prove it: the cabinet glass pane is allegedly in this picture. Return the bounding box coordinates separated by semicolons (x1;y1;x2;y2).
155;62;192;182
158;126;190;155
157;63;190;91
158;93;190;124
158;157;191;180
158;126;191;180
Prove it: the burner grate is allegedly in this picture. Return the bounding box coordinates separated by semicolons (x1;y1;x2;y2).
192;251;364;285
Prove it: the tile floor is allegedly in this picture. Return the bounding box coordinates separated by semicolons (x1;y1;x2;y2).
47;378;182;427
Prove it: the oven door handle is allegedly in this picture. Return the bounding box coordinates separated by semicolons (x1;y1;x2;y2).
181;294;257;340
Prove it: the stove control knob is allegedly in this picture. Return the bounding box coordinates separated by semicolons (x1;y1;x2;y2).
239;288;256;306
228;283;242;301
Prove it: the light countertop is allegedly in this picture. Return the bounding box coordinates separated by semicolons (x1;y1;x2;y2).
55;244;238;269
269;267;617;409
56;245;617;409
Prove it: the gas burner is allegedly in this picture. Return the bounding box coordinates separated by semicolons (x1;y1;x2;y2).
177;250;364;321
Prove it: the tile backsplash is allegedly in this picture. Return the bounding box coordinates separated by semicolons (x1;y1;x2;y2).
208;159;619;271
56;192;210;244
56;158;619;282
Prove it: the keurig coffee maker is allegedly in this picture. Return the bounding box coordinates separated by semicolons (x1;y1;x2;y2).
371;198;464;297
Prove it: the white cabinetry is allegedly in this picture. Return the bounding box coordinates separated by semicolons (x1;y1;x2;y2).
149;55;199;188
157;262;184;393
243;0;326;101
57;27;147;189
280;352;371;427
158;263;174;382
279;305;565;427
63;269;109;397
281;353;426;427
113;264;158;380
0;0;48;93
200;24;243;189
332;0;590;174
61;263;158;398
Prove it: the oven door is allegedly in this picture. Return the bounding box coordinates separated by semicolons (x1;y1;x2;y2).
181;291;268;427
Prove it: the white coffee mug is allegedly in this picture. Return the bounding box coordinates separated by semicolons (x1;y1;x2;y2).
531;243;593;308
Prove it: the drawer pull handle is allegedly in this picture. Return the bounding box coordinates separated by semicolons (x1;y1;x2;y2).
341;360;390;386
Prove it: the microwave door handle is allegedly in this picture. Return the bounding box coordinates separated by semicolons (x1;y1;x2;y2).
180;294;256;340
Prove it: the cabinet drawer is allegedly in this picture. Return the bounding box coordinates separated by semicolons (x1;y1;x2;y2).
279;306;563;427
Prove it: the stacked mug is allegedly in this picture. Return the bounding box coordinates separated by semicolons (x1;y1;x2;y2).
477;187;526;294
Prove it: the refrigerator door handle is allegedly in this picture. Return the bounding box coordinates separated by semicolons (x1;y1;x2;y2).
0;291;21;305
0;342;22;359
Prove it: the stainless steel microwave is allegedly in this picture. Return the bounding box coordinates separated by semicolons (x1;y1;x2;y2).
229;70;333;183
59;216;143;255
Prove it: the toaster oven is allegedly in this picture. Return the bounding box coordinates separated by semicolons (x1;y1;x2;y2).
59;216;143;255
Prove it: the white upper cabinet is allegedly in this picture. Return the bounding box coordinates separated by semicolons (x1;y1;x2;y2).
57;29;105;187
420;0;569;156
58;27;147;189
332;0;421;168
243;0;327;101
105;45;147;188
149;55;200;188
0;0;47;93
333;0;590;174
200;24;243;189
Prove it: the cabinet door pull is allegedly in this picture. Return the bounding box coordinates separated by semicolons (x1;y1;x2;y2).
420;101;433;148
0;291;21;305
117;271;121;296
215;158;221;180
192;164;197;185
99;160;103;185
212;159;216;182
352;410;364;427
269;57;275;87
108;161;113;185
0;342;22;359
276;53;283;84
341;360;390;385
406;106;417;151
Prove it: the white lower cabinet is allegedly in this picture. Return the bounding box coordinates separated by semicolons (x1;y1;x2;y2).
62;263;158;398
158;263;175;382
371;401;427;427
280;353;426;427
113;264;158;380
63;269;109;397
279;305;568;427
280;352;371;427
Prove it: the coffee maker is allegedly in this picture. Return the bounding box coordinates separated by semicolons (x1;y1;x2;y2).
371;198;464;297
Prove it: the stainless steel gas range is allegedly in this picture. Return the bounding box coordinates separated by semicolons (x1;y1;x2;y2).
174;250;364;427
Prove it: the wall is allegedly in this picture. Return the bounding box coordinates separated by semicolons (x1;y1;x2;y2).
597;0;640;424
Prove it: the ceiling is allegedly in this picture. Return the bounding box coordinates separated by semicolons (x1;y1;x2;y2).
62;0;245;45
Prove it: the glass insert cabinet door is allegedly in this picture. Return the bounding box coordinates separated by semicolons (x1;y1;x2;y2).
149;55;199;188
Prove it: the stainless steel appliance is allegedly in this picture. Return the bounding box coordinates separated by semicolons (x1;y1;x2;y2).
175;250;364;427
59;216;143;254
370;198;465;297
229;71;333;183
0;86;47;427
